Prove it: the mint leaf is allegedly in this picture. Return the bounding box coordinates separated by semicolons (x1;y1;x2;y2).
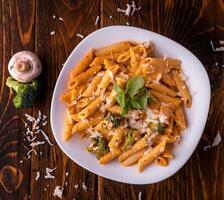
114;83;123;94
130;95;148;110
114;84;130;115
122;99;131;115
130;96;142;109
125;76;145;97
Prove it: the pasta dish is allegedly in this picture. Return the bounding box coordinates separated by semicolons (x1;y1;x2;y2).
60;41;192;172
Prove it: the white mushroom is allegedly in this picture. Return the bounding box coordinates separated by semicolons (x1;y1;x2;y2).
8;51;42;83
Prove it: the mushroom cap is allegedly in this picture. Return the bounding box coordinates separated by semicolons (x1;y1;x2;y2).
8;51;42;83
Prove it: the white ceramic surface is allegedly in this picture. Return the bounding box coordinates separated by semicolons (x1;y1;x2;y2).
50;26;210;184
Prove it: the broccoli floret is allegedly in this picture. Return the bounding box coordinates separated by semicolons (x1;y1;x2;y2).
87;137;109;159
149;122;166;133
6;77;41;108
106;112;123;128
122;129;141;151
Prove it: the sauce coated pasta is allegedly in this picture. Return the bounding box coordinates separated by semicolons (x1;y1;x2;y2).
60;41;192;172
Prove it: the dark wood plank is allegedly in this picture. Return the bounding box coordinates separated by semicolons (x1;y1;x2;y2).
0;0;36;200
30;0;100;199
99;0;224;200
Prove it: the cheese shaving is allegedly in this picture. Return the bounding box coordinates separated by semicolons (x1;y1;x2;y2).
210;41;224;52
30;141;45;147
138;192;142;200
27;149;37;159
50;31;55;36
53;185;64;199
203;131;222;151
45;167;57;179
76;33;84;39
95;16;100;25
35;171;40;181
82;182;87;191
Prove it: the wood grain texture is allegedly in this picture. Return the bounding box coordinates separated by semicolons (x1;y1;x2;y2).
0;0;223;200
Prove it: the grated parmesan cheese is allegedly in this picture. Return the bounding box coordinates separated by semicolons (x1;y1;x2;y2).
45;167;57;179
82;182;87;191
59;17;63;21
20;160;23;163
27;149;37;159
52;15;56;19
109;15;112;19
50;31;55;36
30;141;45;148
138;192;142;200
210;41;224;52
88;128;102;138
76;33;84;39
126;22;130;26
35;171;40;181
203;131;222;151
74;184;79;189
53;185;64;199
65;172;69;177
95;16;100;25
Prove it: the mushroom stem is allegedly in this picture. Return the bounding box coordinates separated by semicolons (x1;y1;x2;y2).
15;61;31;73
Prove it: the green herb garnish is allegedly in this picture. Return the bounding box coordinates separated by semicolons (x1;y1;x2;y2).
113;76;155;114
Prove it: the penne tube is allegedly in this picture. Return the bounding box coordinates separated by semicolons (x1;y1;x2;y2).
118;136;148;162
70;49;93;78
60;83;85;103
94;41;131;56
155;156;168;166
138;140;166;172
165;58;181;70
146;82;177;97
106;105;121;115
172;70;192;108
63;115;75;141
117;50;130;63
78;96;102;119
95;67;119;96
72;111;104;134
99;149;122;164
68;65;101;88
174;105;187;129
76;97;94;109
109;127;124;150
121;148;146;167
71;113;81;122
81;74;103;97
161;73;176;87
150;90;182;108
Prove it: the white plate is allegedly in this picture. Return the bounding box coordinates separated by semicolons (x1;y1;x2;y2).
50;26;210;184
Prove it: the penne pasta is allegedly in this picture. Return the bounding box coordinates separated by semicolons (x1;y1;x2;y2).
94;41;131;56
150;89;182;108
138;140;166;172
78;96;102;119
82;75;102;97
68;65;101;88
70;49;93;78
100;149;122;164
172;70;192;108
121;148;146;167
118;136;148;162
174;105;187;129
146;82;177;97
72;111;104;134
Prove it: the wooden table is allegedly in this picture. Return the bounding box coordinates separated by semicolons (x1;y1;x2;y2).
0;0;223;199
